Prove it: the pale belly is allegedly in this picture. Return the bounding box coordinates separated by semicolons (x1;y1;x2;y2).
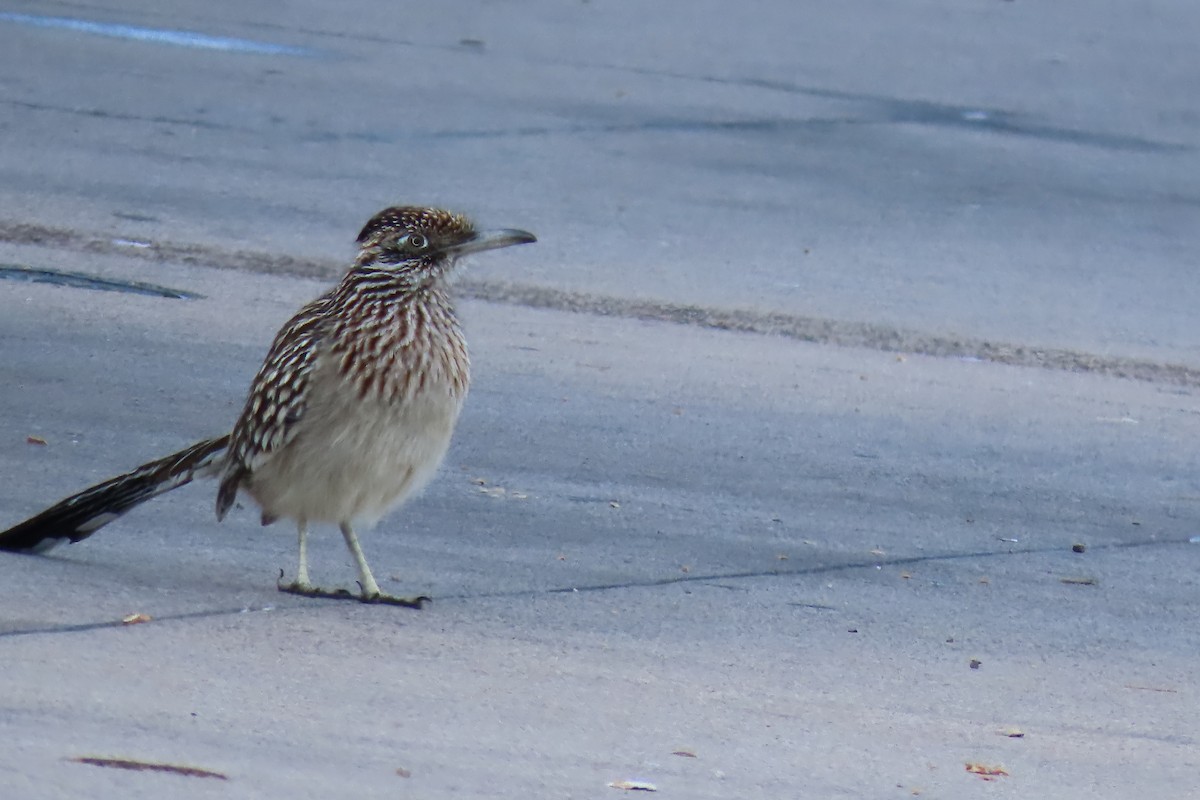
245;361;465;526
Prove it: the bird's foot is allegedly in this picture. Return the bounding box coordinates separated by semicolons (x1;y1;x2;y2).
277;571;355;600
276;570;429;608
357;590;431;609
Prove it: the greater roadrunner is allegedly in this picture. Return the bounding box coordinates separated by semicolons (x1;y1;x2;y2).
0;206;536;607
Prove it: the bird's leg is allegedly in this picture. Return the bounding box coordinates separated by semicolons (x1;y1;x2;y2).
338;520;380;596
278;519;347;597
295;518;311;586
340;522;429;608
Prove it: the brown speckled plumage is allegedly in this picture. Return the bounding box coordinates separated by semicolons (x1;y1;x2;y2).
0;206;536;605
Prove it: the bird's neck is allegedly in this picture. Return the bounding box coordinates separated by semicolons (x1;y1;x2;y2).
325;266;467;403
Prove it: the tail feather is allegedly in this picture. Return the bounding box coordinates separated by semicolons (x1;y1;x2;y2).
0;435;229;553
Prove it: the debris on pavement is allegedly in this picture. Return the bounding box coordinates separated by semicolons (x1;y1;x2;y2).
121;613;152;625
1060;576;1097;586
69;756;227;780
671;749;697;758
965;762;1008;780
969;659;982;670
609;779;658;791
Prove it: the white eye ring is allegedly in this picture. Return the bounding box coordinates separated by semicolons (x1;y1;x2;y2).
407;233;428;249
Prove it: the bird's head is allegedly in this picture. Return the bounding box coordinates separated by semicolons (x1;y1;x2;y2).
355;206;536;273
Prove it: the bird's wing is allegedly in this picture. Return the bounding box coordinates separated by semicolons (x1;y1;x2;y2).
219;296;331;500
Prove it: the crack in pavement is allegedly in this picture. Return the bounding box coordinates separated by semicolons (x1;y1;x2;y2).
3;219;1200;388
449;534;1189;601
1;536;1188;639
0;606;273;639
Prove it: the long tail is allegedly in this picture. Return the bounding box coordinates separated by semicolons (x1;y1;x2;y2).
0;435;230;553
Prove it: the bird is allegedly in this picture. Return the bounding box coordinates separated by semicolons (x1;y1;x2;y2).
0;205;537;607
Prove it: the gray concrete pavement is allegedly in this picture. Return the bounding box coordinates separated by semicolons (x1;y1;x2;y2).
1;0;1198;363
1;1;1199;798
3;249;1198;798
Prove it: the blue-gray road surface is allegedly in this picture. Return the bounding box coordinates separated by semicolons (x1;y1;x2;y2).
0;2;1197;797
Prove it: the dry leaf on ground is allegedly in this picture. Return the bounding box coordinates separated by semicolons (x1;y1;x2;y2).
609;779;658;791
965;763;1008;781
70;757;226;780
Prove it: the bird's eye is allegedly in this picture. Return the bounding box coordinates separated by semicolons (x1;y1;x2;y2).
407;233;428;250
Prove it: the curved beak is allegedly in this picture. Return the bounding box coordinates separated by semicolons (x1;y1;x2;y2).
443;228;537;258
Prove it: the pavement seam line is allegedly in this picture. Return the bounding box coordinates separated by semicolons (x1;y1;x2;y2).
3;219;1200;387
